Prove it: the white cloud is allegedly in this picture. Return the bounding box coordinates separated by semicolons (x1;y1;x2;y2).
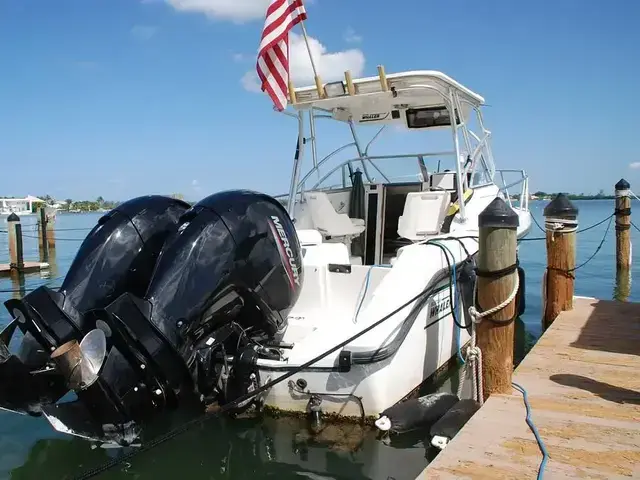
629;162;640;169
131;25;159;40
241;71;262;92
232;52;248;63
241;32;365;93
343;27;362;44
165;0;270;22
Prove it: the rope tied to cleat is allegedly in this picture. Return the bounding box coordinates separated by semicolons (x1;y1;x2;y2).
457;260;520;406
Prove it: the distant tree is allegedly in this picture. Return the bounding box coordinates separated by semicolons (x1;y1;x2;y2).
96;196;104;206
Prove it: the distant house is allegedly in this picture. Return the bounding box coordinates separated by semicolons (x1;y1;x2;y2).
0;195;45;216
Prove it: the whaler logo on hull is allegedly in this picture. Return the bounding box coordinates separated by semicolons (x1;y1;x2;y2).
428;297;451;319
268;215;301;289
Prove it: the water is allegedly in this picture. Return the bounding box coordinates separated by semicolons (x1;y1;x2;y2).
0;200;637;480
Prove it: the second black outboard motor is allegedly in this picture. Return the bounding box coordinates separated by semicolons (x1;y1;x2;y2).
0;195;190;416
40;190;304;445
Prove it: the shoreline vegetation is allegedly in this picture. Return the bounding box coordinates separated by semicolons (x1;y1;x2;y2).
527;190;620;201
19;194;185;213
3;191;623;214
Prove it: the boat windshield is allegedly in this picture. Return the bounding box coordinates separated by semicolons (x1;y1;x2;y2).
292;116;495;195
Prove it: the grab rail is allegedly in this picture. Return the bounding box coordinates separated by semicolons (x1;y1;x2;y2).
495;169;529;211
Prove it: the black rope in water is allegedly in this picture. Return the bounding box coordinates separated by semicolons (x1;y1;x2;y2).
20;233;84;242
51;227;93;232
0;279;65;294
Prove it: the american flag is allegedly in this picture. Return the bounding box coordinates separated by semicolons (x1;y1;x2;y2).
257;0;307;111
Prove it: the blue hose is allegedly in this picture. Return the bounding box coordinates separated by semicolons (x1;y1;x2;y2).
512;382;548;480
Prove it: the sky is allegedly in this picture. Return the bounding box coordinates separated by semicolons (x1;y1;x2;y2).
0;0;639;201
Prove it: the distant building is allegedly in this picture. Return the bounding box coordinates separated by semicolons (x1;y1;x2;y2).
0;195;45;216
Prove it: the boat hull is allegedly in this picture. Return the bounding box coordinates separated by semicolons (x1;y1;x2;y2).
255;279;472;419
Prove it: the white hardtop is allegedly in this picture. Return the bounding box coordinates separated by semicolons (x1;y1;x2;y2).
290;70;485;126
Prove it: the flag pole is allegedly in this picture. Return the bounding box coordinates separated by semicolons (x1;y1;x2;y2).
298;17;324;98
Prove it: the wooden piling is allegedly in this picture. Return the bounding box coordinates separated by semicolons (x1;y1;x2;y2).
476;197;519;400
542;193;578;330
7;213;24;270
615;178;631;270
2;212;50;276
38;207;49;256
46;208;55;249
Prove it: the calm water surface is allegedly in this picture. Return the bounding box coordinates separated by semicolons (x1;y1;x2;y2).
0;199;637;480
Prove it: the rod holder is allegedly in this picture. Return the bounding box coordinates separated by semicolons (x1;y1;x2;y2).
288;79;297;105
314;75;324;98
344;70;355;95
377;65;389;92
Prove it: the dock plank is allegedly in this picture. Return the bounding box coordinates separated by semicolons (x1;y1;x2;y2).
0;261;49;275
421;297;640;479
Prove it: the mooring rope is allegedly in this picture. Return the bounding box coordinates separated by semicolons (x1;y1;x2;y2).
457;271;520;406
520;213;614;242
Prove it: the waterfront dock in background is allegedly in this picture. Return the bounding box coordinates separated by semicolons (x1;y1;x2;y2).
0;261;49;275
420;297;640;479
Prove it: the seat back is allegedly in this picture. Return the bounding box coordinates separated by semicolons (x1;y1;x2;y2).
304;191;363;237
397;191;451;241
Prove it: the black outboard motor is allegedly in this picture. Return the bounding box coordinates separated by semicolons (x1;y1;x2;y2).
0;195;190;416
39;190;304;445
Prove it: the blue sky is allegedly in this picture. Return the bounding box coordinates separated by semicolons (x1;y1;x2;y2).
0;0;638;201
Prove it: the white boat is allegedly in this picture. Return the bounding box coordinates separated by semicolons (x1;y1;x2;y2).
0;195;45;217
0;69;533;449
249;69;532;419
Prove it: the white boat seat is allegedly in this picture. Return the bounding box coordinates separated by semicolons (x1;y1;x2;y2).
296;228;323;246
397;191;451;241
304;191;366;238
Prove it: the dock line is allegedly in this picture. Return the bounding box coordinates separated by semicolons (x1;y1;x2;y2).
512;382;548;480
521;212;614;242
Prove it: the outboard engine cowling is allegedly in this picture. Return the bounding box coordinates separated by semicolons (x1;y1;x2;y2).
44;190;304;444
0;195;190;415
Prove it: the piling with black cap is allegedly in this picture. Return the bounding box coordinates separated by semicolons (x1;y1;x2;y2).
7;213;24;271
476;197;519;400
542;193;578;329
615;179;631;270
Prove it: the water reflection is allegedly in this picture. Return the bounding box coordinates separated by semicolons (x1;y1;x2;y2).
9;271;26;301
614;268;631;301
10;414;432;480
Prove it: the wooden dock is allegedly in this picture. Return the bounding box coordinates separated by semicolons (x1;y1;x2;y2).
421;297;640;479
0;261;49;275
